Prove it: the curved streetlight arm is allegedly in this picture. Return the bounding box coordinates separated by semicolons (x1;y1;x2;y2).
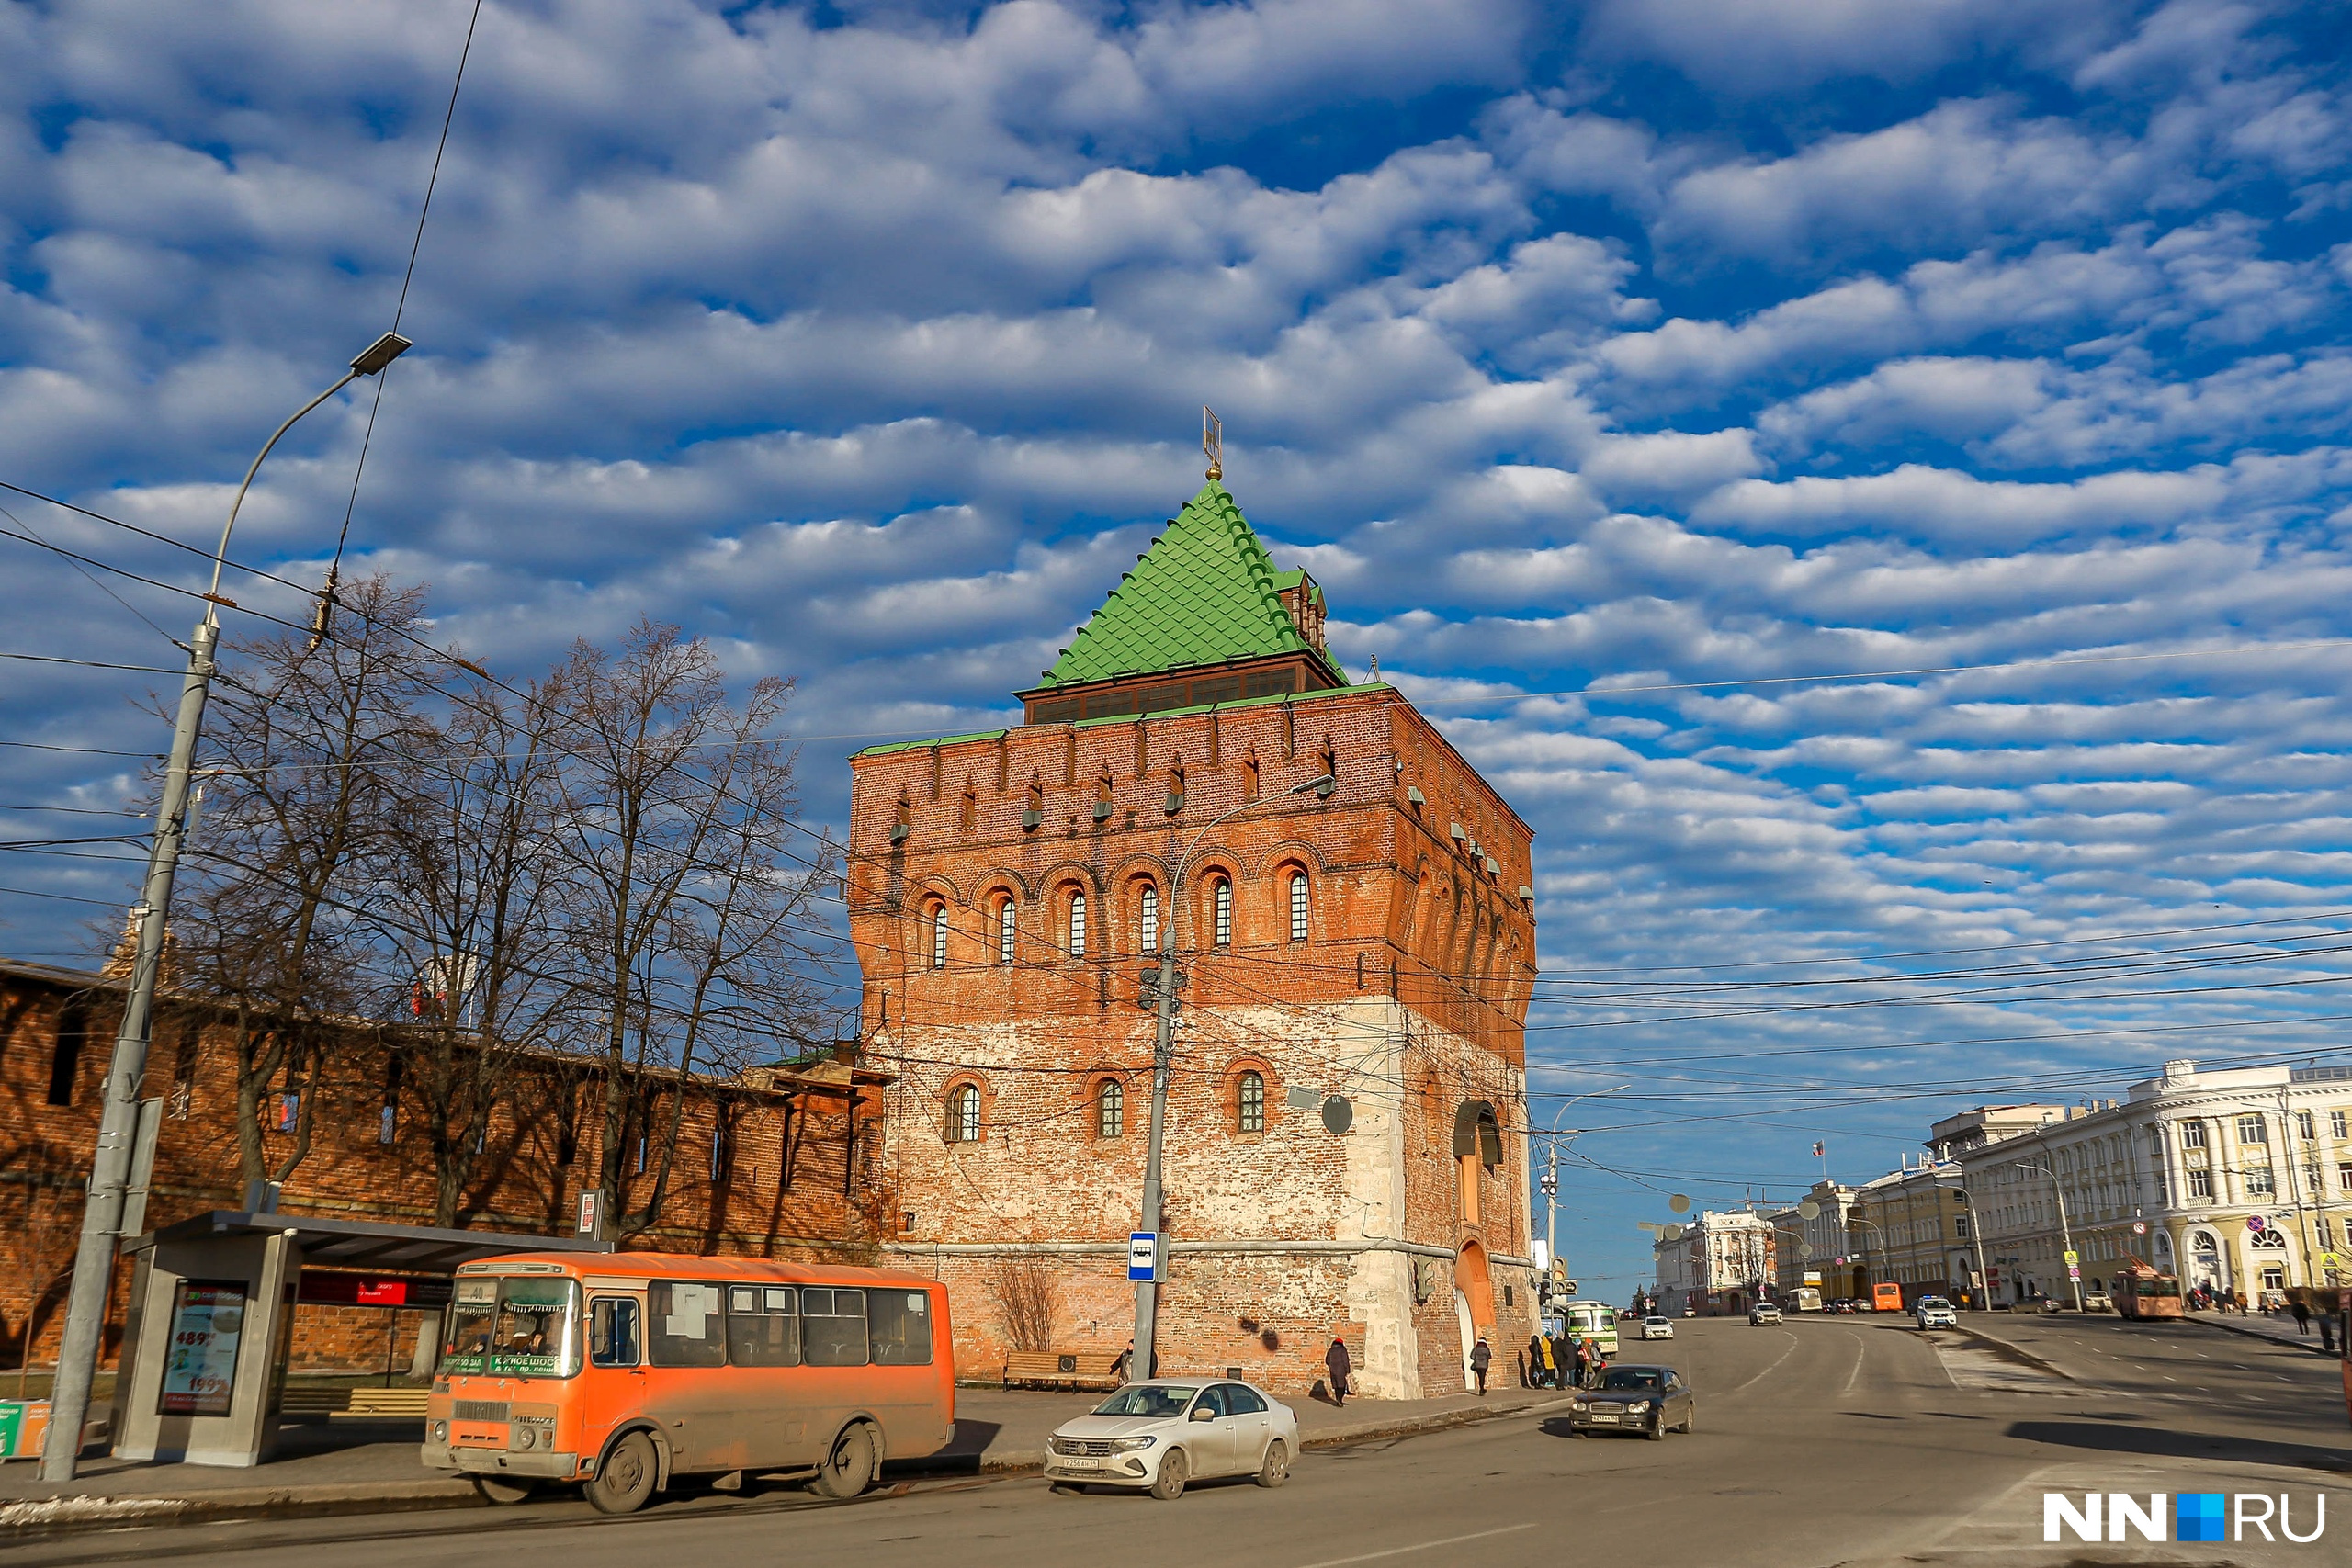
2011;1161;2085;1311
1163;770;1328;955
205;332;411;603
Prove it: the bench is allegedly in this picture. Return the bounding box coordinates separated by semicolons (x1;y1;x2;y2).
278;1386;431;1419
1002;1350;1125;1392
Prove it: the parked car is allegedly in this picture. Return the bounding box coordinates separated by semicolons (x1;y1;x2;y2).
1566;1364;1696;1440
1639;1315;1676;1341
2081;1290;2113;1313
1748;1303;1783;1325
1915;1297;1958;1329
1681;1306;1697;1317
1045;1379;1297;1500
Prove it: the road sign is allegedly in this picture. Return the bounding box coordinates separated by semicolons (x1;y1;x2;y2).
1127;1233;1160;1281
2132;1221;2147;1235
2067;1266;2081;1280
2064;1249;2078;1266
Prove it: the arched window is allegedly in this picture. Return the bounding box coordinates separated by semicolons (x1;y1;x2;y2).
1288;870;1309;942
1213;877;1232;947
1069;889;1088;958
997;897;1016;965
929;902;948;970
1138;884;1159;954
945;1083;981;1144
1238;1070;1265;1134
1097;1077;1125;1138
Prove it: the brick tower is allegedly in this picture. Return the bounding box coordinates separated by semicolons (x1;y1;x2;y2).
848;479;1539;1397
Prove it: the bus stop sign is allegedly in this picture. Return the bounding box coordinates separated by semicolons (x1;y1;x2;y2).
1128;1233;1160;1281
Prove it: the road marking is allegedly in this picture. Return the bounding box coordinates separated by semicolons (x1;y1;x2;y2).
1842;1332;1867;1396
1294;1523;1537;1568
1722;1332;1803;1397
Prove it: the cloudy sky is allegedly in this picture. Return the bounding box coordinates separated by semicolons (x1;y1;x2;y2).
5;0;2351;1293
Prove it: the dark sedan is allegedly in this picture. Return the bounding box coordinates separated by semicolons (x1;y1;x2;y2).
1565;1364;1695;1440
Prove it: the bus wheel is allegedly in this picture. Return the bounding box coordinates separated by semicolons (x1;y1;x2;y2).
586;1431;660;1515
810;1422;876;1499
473;1476;536;1506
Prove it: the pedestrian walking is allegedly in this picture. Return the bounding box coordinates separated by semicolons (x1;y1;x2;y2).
1550;1334;1571;1389
2292;1298;2312;1336
1579;1336;1602;1390
1469;1336;1491;1396
2320;1309;2337;1356
1534;1333;1559;1389
1111;1341;1134;1383
1325;1336;1352;1407
1567;1336;1588;1389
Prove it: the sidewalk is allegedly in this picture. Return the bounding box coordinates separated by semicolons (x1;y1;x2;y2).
1;1382;1568;1538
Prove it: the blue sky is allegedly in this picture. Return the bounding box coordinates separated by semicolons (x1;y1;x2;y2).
4;0;2351;1296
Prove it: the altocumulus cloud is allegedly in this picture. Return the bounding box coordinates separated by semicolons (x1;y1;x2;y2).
3;0;2350;1292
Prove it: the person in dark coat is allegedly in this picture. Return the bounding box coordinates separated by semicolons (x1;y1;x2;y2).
1325;1336;1352;1406
1469;1336;1492;1396
2292;1298;2312;1336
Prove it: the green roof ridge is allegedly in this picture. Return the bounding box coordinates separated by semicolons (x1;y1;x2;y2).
1040;480;1309;687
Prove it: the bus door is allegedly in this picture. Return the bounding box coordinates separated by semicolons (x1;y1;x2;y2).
584;1288;649;1459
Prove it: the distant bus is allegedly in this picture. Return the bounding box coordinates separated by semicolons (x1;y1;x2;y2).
1561;1300;1618;1356
423;1252;955;1514
1788;1286;1823;1314
1870;1282;1904;1312
2115;1266;2183;1321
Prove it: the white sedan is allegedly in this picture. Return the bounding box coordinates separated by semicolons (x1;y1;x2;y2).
1045;1379;1298;1500
1639;1316;1676;1340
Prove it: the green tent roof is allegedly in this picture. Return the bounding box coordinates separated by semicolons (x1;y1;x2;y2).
1039;480;1313;688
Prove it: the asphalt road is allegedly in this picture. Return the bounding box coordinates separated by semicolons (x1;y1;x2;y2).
18;1315;2350;1568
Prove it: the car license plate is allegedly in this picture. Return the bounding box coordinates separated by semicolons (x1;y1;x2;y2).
1589;1415;1617;1423
1061;1456;1101;1470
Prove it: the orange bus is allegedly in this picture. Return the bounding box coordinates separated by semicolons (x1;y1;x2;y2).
1870;1282;1904;1312
422;1252;955;1513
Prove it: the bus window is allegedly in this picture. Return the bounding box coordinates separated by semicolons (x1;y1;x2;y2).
869;1290;933;1366
802;1287;869;1366
590;1298;640;1368
649;1280;727;1368
727;1285;800;1367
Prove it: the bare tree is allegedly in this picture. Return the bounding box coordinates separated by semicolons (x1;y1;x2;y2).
378;669;575;1225
988;1257;1059;1354
553;621;833;1242
177;576;435;1191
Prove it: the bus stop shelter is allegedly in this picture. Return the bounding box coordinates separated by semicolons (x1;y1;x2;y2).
112;1210;601;1468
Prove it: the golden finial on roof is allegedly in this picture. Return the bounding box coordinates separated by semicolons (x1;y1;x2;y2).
1203;405;1223;481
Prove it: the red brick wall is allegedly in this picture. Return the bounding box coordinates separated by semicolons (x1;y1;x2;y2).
0;971;887;1374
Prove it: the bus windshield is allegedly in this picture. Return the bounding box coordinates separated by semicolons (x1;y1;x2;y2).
444;1276;582;1379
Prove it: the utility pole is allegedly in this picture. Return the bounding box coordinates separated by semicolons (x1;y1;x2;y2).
40;333;411;1481
1132;769;1329;1379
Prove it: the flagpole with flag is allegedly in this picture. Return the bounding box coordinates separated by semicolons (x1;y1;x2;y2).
1814;1140;1826;1179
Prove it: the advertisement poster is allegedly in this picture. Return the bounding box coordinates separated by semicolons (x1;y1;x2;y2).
159;1280;247;1416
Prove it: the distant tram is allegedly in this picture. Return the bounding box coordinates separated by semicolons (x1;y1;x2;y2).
2115;1264;2184;1321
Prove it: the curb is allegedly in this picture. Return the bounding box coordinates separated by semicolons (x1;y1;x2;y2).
970;1392;1577;1474
2176;1313;2335;1355
0;1478;482;1540
4;1394;1573;1538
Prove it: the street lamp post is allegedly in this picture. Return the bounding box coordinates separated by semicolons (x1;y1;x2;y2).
1847;1214;1887;1302
2012;1161;2085;1312
1132;769;1330;1378
1536;1084;1630;1307
39;333;413;1481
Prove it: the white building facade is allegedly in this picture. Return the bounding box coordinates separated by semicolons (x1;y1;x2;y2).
1933;1060;2352;1304
1651;1209;1776;1315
